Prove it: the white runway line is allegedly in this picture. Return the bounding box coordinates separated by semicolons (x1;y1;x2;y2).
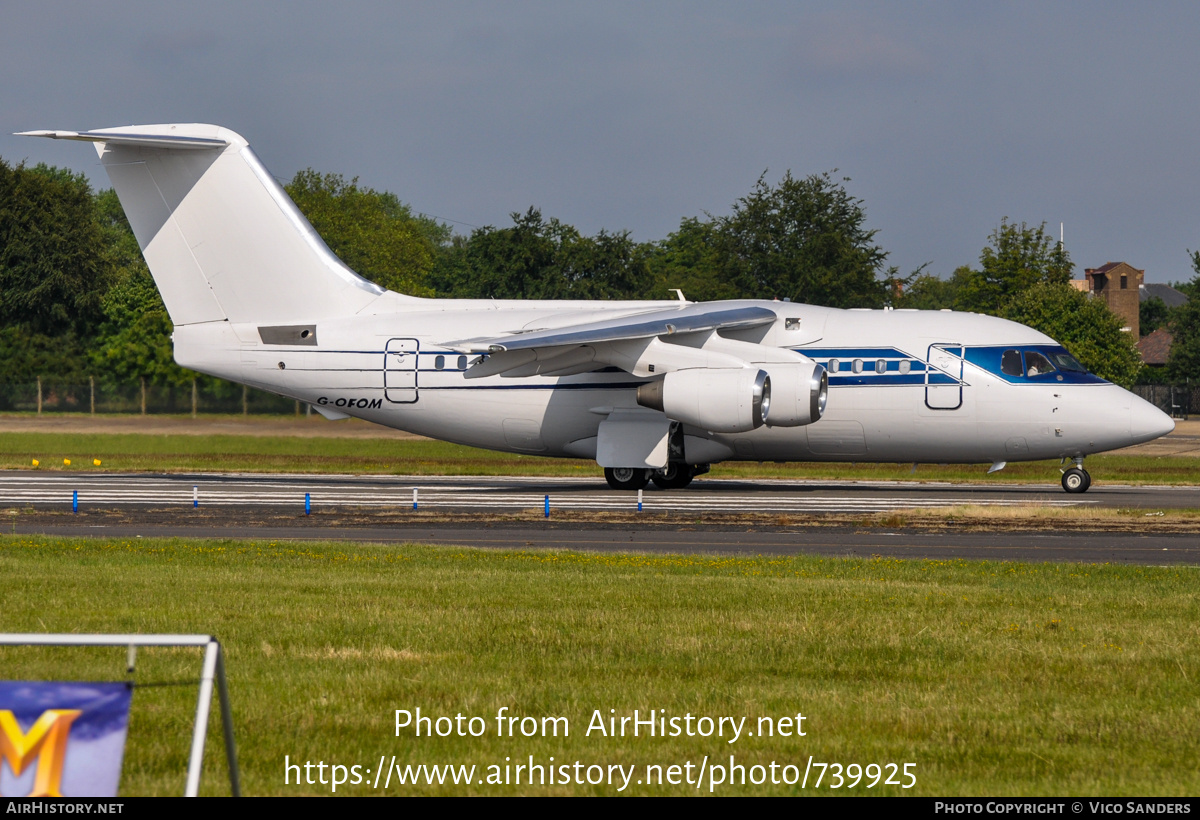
0;473;1095;513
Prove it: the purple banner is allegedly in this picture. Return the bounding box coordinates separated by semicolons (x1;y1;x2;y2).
0;682;132;797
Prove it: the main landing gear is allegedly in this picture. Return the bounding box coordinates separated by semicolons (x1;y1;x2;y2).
651;462;694;489
604;467;652;491
603;464;709;491
1061;457;1091;494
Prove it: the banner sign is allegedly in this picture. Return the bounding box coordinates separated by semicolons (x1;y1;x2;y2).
0;682;132;797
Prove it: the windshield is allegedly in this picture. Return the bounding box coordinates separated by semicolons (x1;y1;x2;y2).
1048;350;1087;372
964;345;1101;382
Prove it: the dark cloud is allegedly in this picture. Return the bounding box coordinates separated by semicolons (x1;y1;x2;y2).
133;28;220;69
782;13;933;80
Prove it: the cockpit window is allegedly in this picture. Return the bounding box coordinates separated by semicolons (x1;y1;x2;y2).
1024;351;1056;377
1049;351;1087;372
1001;350;1023;376
965;345;1099;382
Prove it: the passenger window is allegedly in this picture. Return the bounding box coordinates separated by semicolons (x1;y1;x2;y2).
852;359;864;374
828;359;840;373
435;355;445;370
875;359;886;374
457;355;468;370
1024;351;1055;377
899;360;911;374
1001;350;1023;376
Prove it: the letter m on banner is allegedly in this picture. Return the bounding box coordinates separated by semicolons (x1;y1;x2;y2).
0;709;81;796
0;682;132;797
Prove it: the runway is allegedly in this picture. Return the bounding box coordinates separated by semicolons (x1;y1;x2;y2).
3;471;1199;513
3;471;1198;565
11;520;1199;565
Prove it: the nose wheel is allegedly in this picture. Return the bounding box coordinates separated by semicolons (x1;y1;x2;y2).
1061;466;1091;494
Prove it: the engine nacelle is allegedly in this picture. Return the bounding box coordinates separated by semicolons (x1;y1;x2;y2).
760;362;827;427
637;368;769;433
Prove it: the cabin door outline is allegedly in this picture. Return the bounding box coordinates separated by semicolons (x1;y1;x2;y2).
384;338;419;404
925;343;963;410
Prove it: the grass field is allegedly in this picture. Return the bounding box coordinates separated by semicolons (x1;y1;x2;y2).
2;534;1198;796
3;428;1200;486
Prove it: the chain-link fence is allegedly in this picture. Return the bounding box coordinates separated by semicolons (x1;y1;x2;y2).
1132;383;1194;420
0;378;301;415
6;377;1194;420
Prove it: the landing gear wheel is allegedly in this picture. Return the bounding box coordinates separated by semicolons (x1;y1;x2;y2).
651;463;694;490
1062;467;1091;494
604;467;652;491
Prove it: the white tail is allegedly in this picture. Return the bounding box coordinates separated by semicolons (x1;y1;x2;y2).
20;124;391;325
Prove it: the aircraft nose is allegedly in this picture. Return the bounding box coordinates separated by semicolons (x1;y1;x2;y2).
1129;395;1175;444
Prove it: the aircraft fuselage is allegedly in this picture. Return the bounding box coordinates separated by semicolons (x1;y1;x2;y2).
174;298;1169;468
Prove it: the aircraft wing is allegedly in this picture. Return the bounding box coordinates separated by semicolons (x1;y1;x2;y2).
447;304;775;353
443;303;783;379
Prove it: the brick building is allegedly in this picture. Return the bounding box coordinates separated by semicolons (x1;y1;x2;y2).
1082;262;1144;335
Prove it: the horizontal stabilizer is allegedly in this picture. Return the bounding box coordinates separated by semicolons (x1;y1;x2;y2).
17;129;228;150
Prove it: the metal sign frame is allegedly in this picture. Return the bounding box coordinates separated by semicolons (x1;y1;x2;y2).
0;633;240;797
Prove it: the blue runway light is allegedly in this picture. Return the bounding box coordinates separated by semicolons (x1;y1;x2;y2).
544;494;550;518
72;490;78;514
305;492;311;515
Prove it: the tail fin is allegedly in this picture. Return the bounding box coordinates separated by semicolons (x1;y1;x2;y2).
20;124;390;325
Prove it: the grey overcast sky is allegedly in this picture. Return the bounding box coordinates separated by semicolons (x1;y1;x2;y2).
3;1;1198;284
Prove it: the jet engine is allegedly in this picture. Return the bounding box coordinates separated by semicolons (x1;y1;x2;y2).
760;361;827;427
637;368;770;433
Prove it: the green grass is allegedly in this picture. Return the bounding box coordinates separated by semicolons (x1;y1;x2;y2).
1;535;1197;795
710;456;1200;485
2;430;1198;484
1;431;573;475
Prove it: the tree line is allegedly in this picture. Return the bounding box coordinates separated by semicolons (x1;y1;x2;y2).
3;155;1194;391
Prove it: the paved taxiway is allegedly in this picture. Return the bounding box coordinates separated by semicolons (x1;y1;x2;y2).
12;521;1199;565
3;471;1198;565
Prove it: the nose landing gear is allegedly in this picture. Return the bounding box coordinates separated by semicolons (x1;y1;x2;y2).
1061;458;1091;494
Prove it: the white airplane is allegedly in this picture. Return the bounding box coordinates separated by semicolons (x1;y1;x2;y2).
22;124;1175;493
